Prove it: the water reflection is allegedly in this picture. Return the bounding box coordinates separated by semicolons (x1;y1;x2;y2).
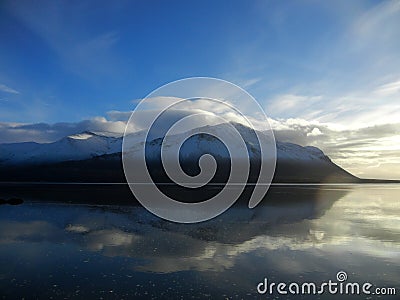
0;185;399;298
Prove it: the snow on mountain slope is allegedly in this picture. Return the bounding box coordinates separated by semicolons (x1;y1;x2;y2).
0;124;332;166
277;143;331;162
0;131;122;165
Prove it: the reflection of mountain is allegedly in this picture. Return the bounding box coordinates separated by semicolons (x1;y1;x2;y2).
152;186;349;245
0;123;359;183
0;186;349;274
1;185;399;300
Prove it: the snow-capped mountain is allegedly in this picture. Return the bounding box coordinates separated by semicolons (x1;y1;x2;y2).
0;123;331;165
0;123;359;183
0;131;122;165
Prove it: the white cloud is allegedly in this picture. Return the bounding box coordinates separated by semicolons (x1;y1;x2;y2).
352;1;400;45
0;83;19;94
266;94;322;118
270;117;400;179
307;127;323;137
264;89;400;131
233;77;262;89
106;110;132;122
373;80;400;97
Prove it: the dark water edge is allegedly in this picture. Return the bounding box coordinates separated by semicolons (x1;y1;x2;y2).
0;182;342;205
0;182;395;206
0;184;399;299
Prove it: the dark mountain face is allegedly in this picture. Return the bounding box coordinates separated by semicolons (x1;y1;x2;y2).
0;151;359;184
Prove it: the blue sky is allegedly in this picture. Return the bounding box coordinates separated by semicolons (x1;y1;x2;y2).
0;0;397;122
0;0;400;179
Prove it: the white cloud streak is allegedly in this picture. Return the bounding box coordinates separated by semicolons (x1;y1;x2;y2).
373;79;400;97
265;91;400;130
0;84;19;94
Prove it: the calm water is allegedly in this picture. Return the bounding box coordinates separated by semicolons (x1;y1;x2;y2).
0;184;399;299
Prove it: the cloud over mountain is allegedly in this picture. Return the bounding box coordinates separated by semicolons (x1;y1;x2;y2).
0;107;399;180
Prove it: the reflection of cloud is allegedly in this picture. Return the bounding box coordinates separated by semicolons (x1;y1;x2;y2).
65;224;89;233
134;240;236;273
57;188;347;273
89;188;398;273
0;220;60;244
0;186;398;277
85;229;137;251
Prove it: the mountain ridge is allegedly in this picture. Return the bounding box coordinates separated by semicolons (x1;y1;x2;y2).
0;123;360;183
